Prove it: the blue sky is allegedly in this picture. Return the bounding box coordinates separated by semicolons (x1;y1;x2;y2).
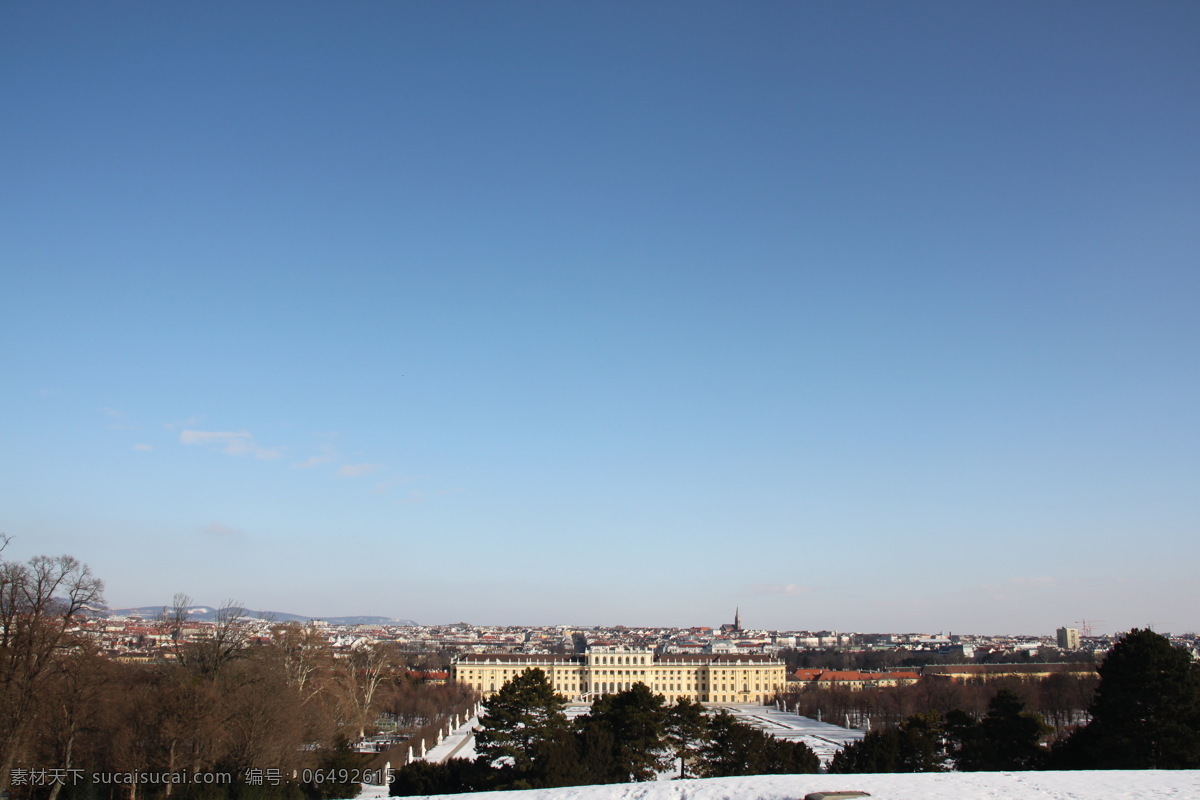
2;1;1197;635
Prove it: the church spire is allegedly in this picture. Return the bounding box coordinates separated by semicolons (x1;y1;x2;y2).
734;606;742;631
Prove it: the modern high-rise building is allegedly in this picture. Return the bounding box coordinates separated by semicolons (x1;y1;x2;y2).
1056;626;1081;650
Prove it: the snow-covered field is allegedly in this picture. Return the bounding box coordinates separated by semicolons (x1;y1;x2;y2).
718;706;864;766
422;714;481;762
371;705;1200;799
362;770;1200;800
419;706;863;770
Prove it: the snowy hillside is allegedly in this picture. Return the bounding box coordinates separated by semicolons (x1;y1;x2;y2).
361;770;1200;800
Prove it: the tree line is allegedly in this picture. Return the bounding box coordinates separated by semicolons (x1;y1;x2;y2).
1;544;473;800
782;669;1098;732
390;671;819;795
829;629;1200;772
778;645;1094;673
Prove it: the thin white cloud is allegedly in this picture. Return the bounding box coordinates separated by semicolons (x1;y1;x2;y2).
222;437;283;460
1010;575;1058;589
749;583;815;597
179;429;282;461
371;475;419;494
381;485;464;502
132;443;154;452
291;441;339;470
99;407;134;430
202;521;245;538
180;430;247;445
338;463;381;478
292;454;335;469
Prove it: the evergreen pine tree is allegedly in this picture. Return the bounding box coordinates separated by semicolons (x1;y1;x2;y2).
759;733;821;774
954;689;1049;771
696;711;764;777
665;697;709;778
578;683;670;782
829;712;946;773
305;736;369;799
696;710;819;777
474;668;569;777
524;727;589;789
389;758;492;796
1052;628;1200;769
829;728;903;774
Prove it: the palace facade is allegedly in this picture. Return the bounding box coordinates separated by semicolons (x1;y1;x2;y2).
451;645;786;704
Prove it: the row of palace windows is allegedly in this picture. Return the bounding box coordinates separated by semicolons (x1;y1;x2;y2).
463;670;775;681
465;673;735;681
592;654;648;665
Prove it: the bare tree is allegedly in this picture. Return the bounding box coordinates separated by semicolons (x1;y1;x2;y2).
272;621;334;704
160;592;192;640
218;654;309;778
342;641;399;738
42;647;114;800
174;598;250;677
0;538;105;793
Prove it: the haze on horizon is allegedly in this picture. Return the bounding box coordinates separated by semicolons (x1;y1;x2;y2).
2;2;1197;637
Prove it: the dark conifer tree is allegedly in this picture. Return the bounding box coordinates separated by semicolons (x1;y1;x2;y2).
829;712;946;773
697;711;819;777
829;727;903;774
304;736;369;799
389;758;492;796
1051;628;1200;769
665;697;709;778
474;668;568;776
953;688;1049;771
524;727;588;789
578;683;670;782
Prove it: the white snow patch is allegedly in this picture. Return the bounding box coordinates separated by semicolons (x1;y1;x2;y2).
719;705;864;767
357;770;1200;800
421;706;862;771
355;782;389;800
422;715;480;763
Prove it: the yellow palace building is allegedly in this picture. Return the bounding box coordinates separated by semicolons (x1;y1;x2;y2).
451;645;786;705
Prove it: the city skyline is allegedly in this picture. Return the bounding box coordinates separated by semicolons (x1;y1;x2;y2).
2;2;1198;634
44;592;1200;640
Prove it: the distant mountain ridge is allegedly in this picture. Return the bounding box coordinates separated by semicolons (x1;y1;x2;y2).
105;605;418;626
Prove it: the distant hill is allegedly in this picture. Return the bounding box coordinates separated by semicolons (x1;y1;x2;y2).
104;605;418;626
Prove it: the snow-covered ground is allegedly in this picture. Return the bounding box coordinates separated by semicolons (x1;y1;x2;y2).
419;705;864;769
361;770;1200;800
356;782;390;800
422;714;481;763
363;705;1200;799
719;705;864;766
